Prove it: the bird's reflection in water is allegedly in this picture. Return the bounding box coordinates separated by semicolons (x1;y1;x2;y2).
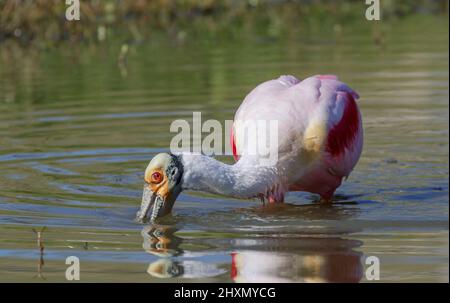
141;202;364;282
229;201;364;282
141;224;182;257
147;259;227;279
141;224;226;279
230;237;363;283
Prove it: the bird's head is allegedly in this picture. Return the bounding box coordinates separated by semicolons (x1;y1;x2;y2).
136;153;183;223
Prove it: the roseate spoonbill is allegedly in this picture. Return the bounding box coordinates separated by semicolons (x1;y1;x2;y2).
136;75;363;222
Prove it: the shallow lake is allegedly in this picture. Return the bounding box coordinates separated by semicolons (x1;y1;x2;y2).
0;15;448;282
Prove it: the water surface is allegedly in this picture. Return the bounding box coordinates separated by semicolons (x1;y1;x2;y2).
0;15;448;282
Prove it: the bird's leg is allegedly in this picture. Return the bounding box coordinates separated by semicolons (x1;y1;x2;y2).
265;184;285;204
318;191;334;204
257;194;265;206
318;197;333;204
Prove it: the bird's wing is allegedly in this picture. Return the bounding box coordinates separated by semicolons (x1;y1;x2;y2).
288;75;363;181
323;83;363;179
231;75;306;162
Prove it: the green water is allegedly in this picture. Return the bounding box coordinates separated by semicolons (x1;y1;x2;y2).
0;15;448;282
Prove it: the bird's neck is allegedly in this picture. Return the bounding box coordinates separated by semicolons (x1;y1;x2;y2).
180;154;281;199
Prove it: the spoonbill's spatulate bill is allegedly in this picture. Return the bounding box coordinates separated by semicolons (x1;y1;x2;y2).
136;75;363;223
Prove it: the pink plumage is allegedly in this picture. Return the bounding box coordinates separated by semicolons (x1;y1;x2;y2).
231;74;363;202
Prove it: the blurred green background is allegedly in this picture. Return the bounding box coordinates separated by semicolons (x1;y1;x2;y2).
0;0;448;46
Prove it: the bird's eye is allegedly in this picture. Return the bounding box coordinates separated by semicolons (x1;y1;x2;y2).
151;172;163;183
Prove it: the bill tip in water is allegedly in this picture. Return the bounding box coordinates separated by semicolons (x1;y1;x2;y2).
135;210;150;224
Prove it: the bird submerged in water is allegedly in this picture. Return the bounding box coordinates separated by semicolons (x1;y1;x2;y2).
136;75;363;223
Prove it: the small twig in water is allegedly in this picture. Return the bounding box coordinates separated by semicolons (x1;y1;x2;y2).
32;227;47;279
32;226;46;253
